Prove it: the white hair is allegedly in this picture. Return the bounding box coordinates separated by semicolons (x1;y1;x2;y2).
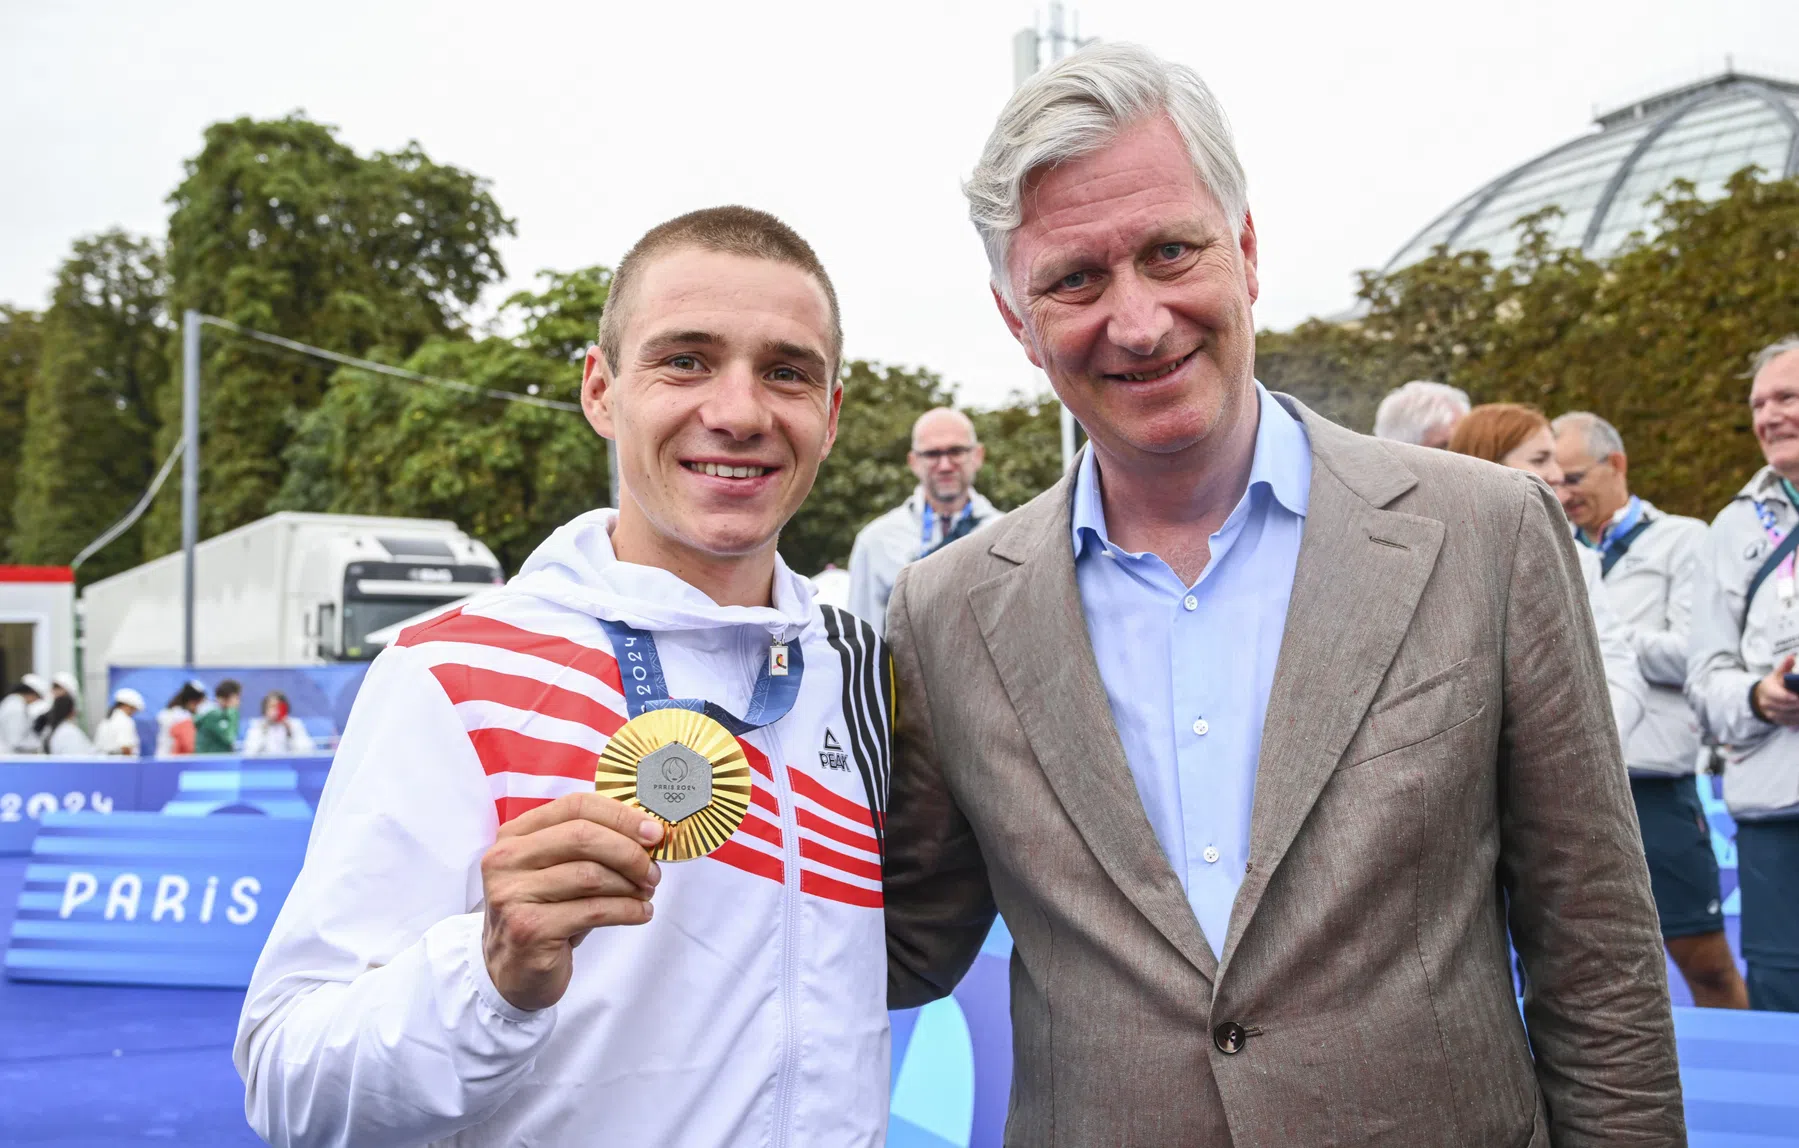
1372;381;1471;445
964;41;1249;305
1752;335;1799;378
1550;411;1625;463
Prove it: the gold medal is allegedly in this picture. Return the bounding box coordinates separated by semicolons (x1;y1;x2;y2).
595;708;752;861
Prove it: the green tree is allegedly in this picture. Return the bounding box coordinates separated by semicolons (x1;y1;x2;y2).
0;306;43;550
969;393;1066;509
1256;170;1799;521
147;115;515;553
276;268;611;574
10;232;168;581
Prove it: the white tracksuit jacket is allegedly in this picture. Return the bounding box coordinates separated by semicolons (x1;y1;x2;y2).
1689;466;1799;818
1589;499;1707;778
235;509;894;1147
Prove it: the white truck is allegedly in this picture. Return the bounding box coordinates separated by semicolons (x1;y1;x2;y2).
80;512;502;703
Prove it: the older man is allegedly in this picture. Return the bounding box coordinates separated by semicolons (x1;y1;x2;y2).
1554;411;1747;1009
1688;335;1799;1013
883;42;1682;1145
848;407;1003;635
1373;379;1469;448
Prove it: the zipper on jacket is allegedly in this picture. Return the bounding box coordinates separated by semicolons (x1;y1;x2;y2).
767;721;802;1148
747;624;803;1148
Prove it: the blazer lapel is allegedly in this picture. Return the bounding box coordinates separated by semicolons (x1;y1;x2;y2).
1219;403;1445;971
970;483;1219;983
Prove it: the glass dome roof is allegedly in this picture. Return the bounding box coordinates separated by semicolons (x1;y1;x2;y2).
1386;72;1799;272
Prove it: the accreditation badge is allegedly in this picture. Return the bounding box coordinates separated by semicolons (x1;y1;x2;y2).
594;709;752;861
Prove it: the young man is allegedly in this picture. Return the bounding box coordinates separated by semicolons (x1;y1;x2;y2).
236;206;894;1145
194;679;241;754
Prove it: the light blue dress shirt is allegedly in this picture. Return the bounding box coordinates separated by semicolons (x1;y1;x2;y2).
1071;384;1311;960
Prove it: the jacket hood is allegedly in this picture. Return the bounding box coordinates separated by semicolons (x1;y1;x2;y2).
506;509;814;639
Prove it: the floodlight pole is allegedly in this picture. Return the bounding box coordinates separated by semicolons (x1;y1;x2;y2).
181;309;200;667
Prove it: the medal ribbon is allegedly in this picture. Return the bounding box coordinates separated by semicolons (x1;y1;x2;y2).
920;499;975;553
1754;479;1799;595
598;619;804;736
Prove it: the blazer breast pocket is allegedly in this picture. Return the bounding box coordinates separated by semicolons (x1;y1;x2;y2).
1338;658;1481;771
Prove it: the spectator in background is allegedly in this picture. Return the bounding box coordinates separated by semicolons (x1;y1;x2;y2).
28;671;79;726
847;407;1004;636
0;674;47;754
155;682;205;756
194;679;242;754
1372;379;1470;448
244;690;313;756
92;688;146;756
1448;404;1647;744
36;693;93;755
1553;411;1747;1009
1687;334;1799;1012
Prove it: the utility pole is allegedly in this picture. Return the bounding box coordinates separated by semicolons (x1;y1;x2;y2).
1014;3;1096;470
182;309;200;667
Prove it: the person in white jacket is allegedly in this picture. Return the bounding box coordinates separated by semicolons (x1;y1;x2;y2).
1687;335;1799;1013
1554;411;1747;1009
0;673;47;754
236;206;893;1147
243;691;315;756
92;687;146;755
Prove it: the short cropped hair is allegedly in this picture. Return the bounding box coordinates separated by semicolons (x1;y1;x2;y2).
965;42;1248;305
1448;403;1549;465
1751;335;1799;378
597;205;842;376
1550;411;1625;464
1372;381;1471;445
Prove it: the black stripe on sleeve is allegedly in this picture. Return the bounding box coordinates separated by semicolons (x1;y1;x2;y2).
820;605;892;856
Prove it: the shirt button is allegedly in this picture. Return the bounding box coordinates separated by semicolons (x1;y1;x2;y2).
1192;718;1210;736
1183;595;1198;611
1203;845;1221;864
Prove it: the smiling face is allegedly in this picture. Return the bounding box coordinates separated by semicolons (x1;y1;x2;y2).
583;247;842;573
994;114;1259;471
1753;349;1799;480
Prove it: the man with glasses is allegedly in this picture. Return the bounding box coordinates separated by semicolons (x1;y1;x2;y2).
848;407;1003;635
1554;411;1747;1008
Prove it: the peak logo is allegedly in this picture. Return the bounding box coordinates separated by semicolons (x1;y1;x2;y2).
819;729;850;772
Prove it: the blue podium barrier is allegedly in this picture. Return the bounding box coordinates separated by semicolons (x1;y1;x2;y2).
4;812;313;987
0;758;144;853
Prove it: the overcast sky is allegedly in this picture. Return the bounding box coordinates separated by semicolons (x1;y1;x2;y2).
4;0;1797;407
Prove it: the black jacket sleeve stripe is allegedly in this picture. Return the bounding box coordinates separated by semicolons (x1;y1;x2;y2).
820;605;892;856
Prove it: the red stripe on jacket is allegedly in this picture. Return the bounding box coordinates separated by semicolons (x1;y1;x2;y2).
400;610;625;694
430;664;625;739
787;767;875;831
801;869;883;908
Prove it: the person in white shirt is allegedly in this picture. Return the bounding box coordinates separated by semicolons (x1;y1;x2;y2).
1552;410;1748;1009
847;407;1004;635
36;694;94;755
237;206;892;1147
243;691;315;756
0;674;48;754
92;688;146;756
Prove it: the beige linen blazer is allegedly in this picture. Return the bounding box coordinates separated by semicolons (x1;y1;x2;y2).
884;397;1684;1147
